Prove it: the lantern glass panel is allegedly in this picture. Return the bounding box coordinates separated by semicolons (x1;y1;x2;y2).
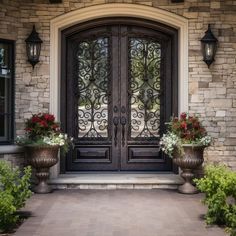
201;41;217;62
28;43;41;60
204;43;214;59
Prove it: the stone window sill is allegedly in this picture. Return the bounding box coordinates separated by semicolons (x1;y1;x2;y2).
0;145;25;154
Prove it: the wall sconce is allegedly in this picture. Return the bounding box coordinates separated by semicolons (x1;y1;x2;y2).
25;25;43;68
200;24;218;68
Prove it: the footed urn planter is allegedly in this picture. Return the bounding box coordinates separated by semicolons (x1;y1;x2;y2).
173;144;204;194
25;145;59;194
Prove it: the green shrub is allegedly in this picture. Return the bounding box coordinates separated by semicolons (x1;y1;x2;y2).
0;192;18;232
0;161;32;232
194;165;236;236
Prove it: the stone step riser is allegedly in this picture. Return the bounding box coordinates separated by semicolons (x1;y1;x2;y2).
49;173;183;190
50;184;179;190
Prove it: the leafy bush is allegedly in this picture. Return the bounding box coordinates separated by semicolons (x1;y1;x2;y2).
0;161;32;232
194;165;236;236
0;192;18;232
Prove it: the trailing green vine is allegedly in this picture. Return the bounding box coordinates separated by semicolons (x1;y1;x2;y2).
194;165;236;236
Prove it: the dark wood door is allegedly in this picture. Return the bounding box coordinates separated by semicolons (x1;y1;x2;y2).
61;19;178;172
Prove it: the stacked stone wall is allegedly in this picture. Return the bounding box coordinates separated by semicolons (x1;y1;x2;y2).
0;0;236;169
0;153;25;169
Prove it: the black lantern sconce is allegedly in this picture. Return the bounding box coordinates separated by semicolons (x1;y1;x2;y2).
25;25;43;68
200;24;218;68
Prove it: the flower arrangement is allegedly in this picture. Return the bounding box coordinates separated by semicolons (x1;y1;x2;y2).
160;112;211;157
16;113;73;154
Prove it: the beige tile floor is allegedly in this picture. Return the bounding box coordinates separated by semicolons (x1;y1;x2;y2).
13;190;226;236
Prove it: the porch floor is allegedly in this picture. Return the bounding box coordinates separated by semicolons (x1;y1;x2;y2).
13;189;226;236
49;173;184;189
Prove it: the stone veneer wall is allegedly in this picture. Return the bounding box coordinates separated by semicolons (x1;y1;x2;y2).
0;0;236;170
0;153;25;169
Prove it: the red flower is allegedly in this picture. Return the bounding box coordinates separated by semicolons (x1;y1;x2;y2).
23;113;65;138
180;112;187;120
39;120;48;127
31;116;41;123
44;114;55;122
25;127;32;132
180;121;187;130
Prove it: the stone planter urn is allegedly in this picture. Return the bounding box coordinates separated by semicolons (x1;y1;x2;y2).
25;145;59;194
173;144;204;194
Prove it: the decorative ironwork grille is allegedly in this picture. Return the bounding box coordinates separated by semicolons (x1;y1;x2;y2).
75;37;110;138
128;37;161;139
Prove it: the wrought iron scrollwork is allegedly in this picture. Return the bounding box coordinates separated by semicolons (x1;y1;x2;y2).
128;37;161;139
74;37;111;139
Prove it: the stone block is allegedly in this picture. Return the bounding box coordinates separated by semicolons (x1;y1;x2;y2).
225;138;236;146
210;1;221;9
189;82;198;94
198;81;209;88
183;12;198;18
216;110;226;117
209;99;232;108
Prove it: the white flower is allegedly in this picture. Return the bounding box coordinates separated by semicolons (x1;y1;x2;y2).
59;141;65;146
200;136;211;146
160;132;181;157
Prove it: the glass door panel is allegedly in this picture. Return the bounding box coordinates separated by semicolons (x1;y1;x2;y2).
77;37;110;139
129;38;161;139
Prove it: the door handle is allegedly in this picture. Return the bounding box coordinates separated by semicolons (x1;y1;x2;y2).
113;117;119;146
120;116;126;146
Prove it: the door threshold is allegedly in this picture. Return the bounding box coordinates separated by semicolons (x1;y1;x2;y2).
64;171;175;174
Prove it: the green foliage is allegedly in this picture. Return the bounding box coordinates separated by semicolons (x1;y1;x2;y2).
194;165;236;236
0;161;32;232
0;192;18;232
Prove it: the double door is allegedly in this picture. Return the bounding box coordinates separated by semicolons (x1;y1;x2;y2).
62;19;177;171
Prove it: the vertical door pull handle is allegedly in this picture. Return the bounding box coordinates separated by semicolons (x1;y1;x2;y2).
113;117;119;146
120;117;126;146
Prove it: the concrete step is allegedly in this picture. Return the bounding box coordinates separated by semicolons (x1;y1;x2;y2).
49;173;184;190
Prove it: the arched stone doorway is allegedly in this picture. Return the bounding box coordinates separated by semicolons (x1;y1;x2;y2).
49;4;188;176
